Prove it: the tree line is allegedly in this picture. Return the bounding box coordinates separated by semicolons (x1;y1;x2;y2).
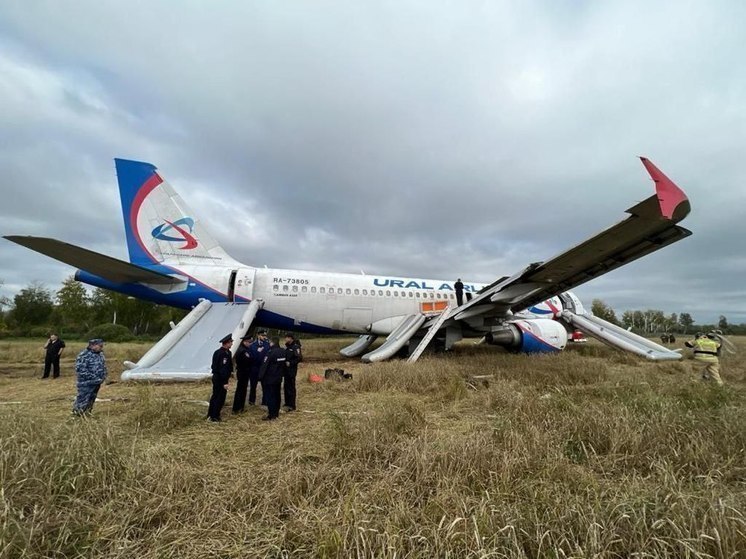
0;277;187;341
590;299;741;336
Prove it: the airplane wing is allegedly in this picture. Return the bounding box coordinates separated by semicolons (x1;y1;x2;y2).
451;157;691;322
3;236;182;285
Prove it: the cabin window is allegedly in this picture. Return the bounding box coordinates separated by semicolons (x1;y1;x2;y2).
386;290;391;296
378;290;383;296
311;287;316;293
362;289;368;295
346;288;351;295
416;292;420;298
337;288;343;295
354;288;359;295
302;286;308;293
273;284;279;291
320;287;325;294
430;292;434;299
436;293;441;299
283;285;289;292
409;292;413;298
393;291;398;297
292;285;298;292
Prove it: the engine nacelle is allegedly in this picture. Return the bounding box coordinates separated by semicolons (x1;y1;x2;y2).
485;319;568;354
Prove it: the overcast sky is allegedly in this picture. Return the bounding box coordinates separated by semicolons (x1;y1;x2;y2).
1;1;744;324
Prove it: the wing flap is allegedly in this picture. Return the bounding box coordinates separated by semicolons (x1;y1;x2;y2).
4;236;181;285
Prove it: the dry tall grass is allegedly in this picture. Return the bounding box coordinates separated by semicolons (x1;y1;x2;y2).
1;337;745;558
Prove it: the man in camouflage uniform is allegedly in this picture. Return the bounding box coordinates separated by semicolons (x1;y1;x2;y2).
684;331;723;385
73;338;108;415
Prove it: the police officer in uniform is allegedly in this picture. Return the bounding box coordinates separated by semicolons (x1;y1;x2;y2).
207;334;233;422
258;336;288;420
231;335;253;413
72;338;107;416
248;329;270;406
283;332;302;411
685;331;723;385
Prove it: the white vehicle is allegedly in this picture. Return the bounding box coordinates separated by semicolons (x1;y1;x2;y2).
5;157;692;380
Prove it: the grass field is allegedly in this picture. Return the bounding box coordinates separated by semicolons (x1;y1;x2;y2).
1;337;745;558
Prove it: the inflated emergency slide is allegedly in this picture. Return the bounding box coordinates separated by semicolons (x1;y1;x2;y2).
339;334;378;357
121;299;263;381
560;310;682;361
362;314;426;363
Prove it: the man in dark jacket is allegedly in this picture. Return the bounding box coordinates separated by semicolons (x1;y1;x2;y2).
454;278;464;306
231;335;253;413
43;333;66;379
258;337;288;421
248;329;270;406
283;332;302;411
207;334;233;422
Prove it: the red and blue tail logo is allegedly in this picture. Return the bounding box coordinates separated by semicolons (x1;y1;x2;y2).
151;218;198;250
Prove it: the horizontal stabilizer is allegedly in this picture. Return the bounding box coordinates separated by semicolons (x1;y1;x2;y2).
3;236;181;285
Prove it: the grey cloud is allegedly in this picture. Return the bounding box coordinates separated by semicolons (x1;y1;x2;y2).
1;1;745;323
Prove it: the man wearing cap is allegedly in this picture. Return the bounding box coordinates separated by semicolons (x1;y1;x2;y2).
231;334;254;414
685;331;724;385
258;336;288;420
207;334;234;422
283;332;302;412
248;329;270;406
72;339;107;416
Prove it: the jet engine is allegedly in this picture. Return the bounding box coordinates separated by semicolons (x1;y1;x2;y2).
485;319;568;354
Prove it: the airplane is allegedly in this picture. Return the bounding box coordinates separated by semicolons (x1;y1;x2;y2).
4;156;692;380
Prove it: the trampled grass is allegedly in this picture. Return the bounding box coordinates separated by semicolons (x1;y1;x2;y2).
1;337;745;558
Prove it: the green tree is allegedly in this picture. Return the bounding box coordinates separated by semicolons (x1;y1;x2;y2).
591;299;619;325
89;289;164;335
678;312;694;334
0;279;10;328
641;309;666;334
9;282;53;327
56;276;91;332
718;315;729;332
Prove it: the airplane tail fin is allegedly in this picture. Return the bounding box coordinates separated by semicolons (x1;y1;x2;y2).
115;159;236;266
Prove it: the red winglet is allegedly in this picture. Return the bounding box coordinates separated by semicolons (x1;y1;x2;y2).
639;157;689;220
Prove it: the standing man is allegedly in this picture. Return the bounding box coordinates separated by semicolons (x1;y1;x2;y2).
684;331;723;385
454;278;464;306
42;333;66;379
72;339;107;416
207;334;234;422
248;329;270;406
283;332;303;412
258;337;288;421
232;335;253;414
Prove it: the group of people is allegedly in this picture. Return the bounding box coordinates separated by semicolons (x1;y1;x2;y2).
48;323;728;419
207;329;303;422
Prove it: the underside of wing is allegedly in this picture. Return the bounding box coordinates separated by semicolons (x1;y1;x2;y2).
452;157;692;321
3;236;182;285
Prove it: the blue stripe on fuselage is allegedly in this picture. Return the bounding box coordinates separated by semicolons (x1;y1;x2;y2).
74;270;341;335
